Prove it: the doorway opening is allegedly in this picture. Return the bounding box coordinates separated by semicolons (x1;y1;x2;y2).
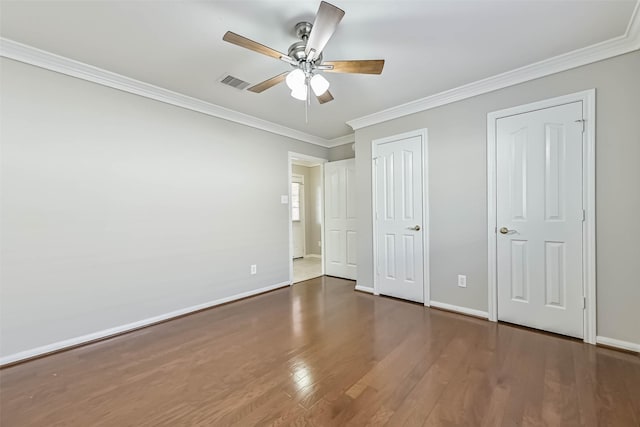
288;152;327;284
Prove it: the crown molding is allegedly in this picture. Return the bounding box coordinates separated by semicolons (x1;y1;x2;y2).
327;133;355;148
627;0;640;49
0;37;335;148
3;0;638;144
347;2;640;131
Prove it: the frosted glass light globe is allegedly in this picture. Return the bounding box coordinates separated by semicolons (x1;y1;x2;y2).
310;74;330;96
286;69;305;91
290;84;308;101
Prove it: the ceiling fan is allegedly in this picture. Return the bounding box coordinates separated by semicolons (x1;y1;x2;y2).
222;1;384;105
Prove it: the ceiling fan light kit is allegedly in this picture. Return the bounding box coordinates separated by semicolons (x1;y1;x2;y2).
291;85;308;101
286;68;305;91
222;1;385;107
310;74;330;96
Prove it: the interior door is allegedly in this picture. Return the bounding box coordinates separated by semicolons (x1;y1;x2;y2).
375;135;424;303
496;101;584;338
324;159;357;280
291;175;305;259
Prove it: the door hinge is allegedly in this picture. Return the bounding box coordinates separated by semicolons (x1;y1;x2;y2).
582;297;586;309
575;119;586;133
582;209;586;222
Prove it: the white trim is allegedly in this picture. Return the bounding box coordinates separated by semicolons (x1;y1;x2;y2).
596;336;640;353
328;134;356;147
304;254;322;259
487;108;498;323
626;0;640;50
0;281;290;366
429;301;489;319
354;285;374;294
371;129;430;305
583;92;597;345
486;89;597;344
288;152;327;285
371;152;379;295
347;5;640;130
319;162;326;279
0;38;332;148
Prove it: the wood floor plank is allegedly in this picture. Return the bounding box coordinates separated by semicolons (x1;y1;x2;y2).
540;339;581;426
1;277;638;426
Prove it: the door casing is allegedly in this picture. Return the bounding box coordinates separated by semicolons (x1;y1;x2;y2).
487;89;596;344
288;152;327;285
372;129;430;305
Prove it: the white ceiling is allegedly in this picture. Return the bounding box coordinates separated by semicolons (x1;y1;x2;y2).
1;0;637;141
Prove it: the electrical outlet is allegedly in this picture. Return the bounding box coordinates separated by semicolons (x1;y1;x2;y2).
458;275;467;288
251;265;257;275
318;241;322;248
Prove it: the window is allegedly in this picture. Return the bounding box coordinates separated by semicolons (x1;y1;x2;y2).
291;182;301;221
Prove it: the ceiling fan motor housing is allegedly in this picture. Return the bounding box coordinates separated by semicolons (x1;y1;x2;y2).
288;41;307;62
289;22;322;65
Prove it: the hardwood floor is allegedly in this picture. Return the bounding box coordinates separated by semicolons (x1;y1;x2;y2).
1;277;639;426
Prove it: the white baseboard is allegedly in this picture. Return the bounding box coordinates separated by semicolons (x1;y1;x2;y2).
354;285;374;294
429;300;489;319
0;281;290;366
596;336;640;353
304;254;322;259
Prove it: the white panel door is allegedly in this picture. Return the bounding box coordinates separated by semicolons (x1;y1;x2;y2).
291;175;305;259
324;159;357;280
375;135;424;303
496;101;584;338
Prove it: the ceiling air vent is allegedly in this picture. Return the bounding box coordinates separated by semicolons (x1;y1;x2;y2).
219;74;251;90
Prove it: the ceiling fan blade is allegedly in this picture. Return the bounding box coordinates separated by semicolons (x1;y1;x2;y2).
305;2;345;61
223;31;293;63
247;72;289;93
322;60;385;74
316;90;334;104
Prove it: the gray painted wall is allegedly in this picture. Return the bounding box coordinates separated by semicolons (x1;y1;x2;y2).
291;164;322;256
355;51;640;344
329;142;355;161
0;58;328;359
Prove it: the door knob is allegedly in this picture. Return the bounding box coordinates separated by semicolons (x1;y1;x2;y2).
499;227;510;234
409;225;421;231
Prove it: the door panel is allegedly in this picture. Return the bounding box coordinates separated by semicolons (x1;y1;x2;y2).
510;240;529;302
375;136;424;303
346;231;357;267
544;241;565;307
496;101;583;338
324;159;357;280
